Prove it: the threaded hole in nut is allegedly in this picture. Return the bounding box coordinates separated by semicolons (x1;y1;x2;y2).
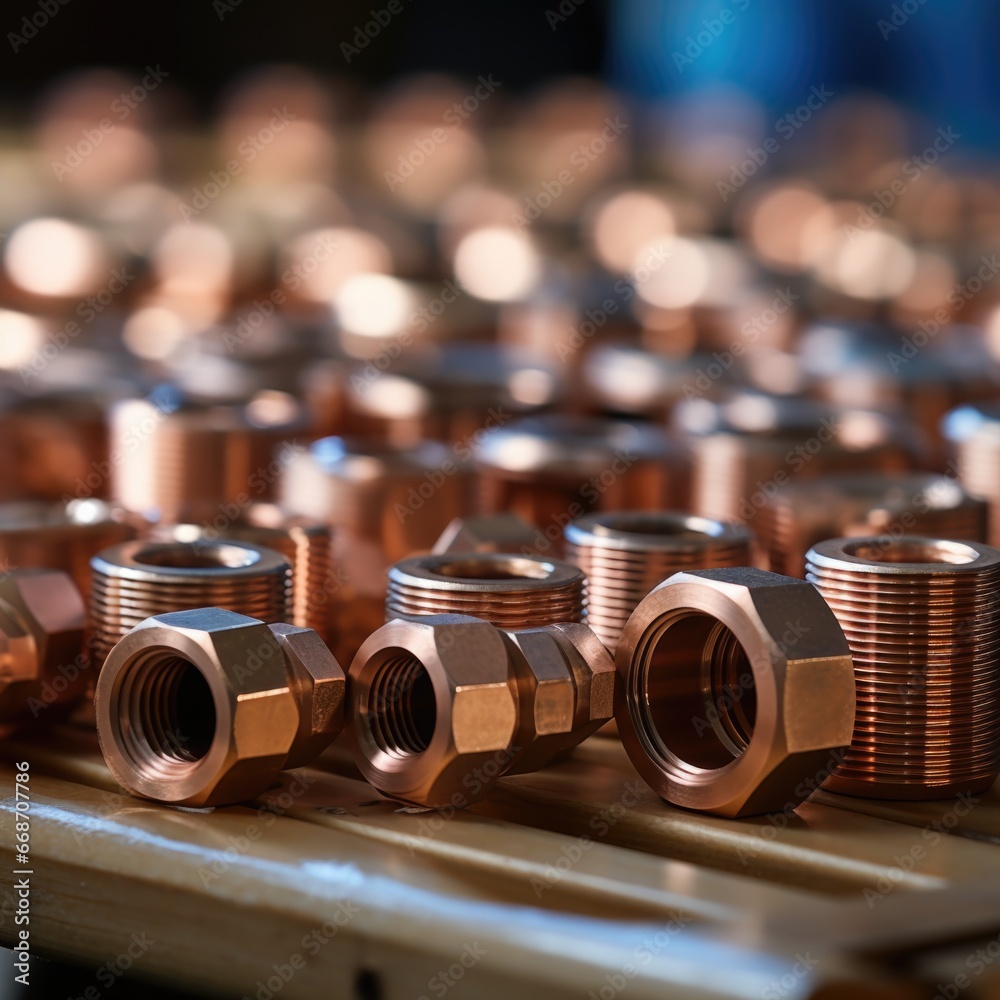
436;557;554;581
119;649;217;770
133;542;260;570
367;651;437;757
635;612;756;771
843;538;979;565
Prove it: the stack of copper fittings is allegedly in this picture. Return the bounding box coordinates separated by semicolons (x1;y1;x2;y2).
676;393;918;523
386;552;587;628
757;474;988;577
563;511;752;651
153;505;333;639
806;537;1000;799
88;540;292;668
944;402;1000;546
473;415;687;552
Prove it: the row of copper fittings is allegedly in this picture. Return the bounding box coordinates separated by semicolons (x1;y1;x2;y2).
1;492;998;818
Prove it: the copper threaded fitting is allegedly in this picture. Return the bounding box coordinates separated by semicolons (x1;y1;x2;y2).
432;514;540;556
563;511;752;652
0;499;137;598
347;614;614;807
758;474;988;578
944;403;1000;546
615;568;856;817
386;553;587;629
806;536;1000;800
95;608;345;806
89;540;292;670
153;505;333;639
0;569;86;734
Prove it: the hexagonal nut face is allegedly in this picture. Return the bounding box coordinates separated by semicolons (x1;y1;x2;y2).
0;569;85;727
502;622;615;775
268;622;345;768
347;614;518;808
432;515;539;555
95;608;302;806
615;567;855;817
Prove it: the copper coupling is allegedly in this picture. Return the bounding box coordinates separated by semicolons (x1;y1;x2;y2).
806;536;1000;799
0;569;87;733
563;511;752;652
89;540;292;669
95;608;345;806
0;499;137;598
153;505;333;639
944;402;1000;546
615;567;856;816
758;474;988;578
386;552;587;629
473;415;687;553
347;614;614;807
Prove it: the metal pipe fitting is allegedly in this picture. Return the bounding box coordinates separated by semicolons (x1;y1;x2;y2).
615;567;856;817
0;569;86;734
153;505;333;639
563;511;752;652
758;474;988;578
432;514;540;555
95;608;345;806
347;614;614;807
89;540;292;670
386;553;587;630
806;536;1000;799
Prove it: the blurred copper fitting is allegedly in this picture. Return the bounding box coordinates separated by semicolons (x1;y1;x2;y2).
0;499;137;598
759;474;988;578
677;393;918;523
564;512;752;652
152;505;333;639
616;567;855;817
347;614;614;807
280;437;467;668
95;608;345;806
110;391;306;524
432;514;539;555
0;569;86;734
944;402;1000;545
386;553;587;629
474;415;686;553
89;540;292;670
807;536;1000;799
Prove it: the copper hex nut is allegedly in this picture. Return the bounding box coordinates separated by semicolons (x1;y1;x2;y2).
95;608;345;806
347;615;518;808
503;622;615;775
616;567;856;817
432;514;540;555
0;569;86;731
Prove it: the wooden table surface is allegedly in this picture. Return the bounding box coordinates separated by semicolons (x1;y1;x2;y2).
3;724;1000;999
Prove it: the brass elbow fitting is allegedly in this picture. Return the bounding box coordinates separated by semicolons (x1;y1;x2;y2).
95;608;346;806
347;614;614;808
615;567;856;817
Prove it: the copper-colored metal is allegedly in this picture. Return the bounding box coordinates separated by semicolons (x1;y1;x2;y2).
474;415;687;554
110;393;306;524
759;474;988;578
676;393;918;523
806;536;1000;799
95;608;345;806
347;614;614;807
564;511;752;652
152;505;333;639
944;402;1000;546
615;567;856;817
0;499;137;598
0;569;86;733
432;514;539;555
89;540;292;670
386;553;587;630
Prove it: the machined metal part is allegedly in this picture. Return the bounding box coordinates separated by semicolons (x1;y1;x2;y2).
432;514;540;556
564;511;752;652
89;539;292;670
615;567;856;817
95;608;345;806
806;536;1000;799
347;614;614;807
